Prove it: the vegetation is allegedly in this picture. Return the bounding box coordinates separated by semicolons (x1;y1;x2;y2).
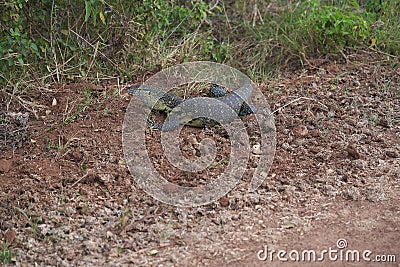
1;242;12;264
0;0;399;88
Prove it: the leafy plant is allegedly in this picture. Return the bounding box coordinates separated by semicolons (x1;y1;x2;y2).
297;0;372;53
84;0;107;25
0;243;12;264
0;0;41;71
0;0;399;91
0;0;223;86
369;0;400;55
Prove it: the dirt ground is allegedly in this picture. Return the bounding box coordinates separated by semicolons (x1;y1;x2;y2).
0;52;399;266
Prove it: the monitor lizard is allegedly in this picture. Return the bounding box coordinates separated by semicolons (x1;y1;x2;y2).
126;83;256;131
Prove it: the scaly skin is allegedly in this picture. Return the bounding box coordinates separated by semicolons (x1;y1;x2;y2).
209;84;257;116
126;84;183;113
126;83;254;131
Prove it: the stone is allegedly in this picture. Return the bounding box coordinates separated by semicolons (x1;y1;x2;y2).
0;159;12;173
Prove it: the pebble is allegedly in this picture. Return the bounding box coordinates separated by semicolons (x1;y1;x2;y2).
252;143;262;155
292;125;308;137
0;159;11;173
346;142;361;159
4;228;16;243
219;196;229;207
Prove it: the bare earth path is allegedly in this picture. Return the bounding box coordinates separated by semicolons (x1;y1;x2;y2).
0;53;399;266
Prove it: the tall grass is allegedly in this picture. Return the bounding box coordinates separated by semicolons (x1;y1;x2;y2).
0;0;398;91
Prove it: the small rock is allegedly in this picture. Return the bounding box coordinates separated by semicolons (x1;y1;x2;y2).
219;196;229;207
0;159;12;173
186;134;198;145
252;143;262;155
346;142;361;159
309;147;320;154
366;188;385;202
106;231;114;239
281;222;295;229
69;150;83;162
292;125;308;137
331;142;341;149
378;118;390;128
148;249;158;255
37;224;53;236
231;214;241;220
52;98;57;106
83;239;98;251
281;142;292;150
4;228;16;243
326;168;335;175
344;186;362;200
309;129;320;138
385;150;399;158
324;184;338;197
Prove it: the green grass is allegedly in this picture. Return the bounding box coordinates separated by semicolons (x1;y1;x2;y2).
370;0;400;55
14;202;42;237
14;207;38;237
47;87;92;131
0;0;399;94
0;243;12;264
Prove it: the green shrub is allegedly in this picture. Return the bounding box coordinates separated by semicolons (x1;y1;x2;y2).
0;0;398;88
296;0;372;54
0;0;41;72
369;0;400;55
0;243;12;264
0;0;222;85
